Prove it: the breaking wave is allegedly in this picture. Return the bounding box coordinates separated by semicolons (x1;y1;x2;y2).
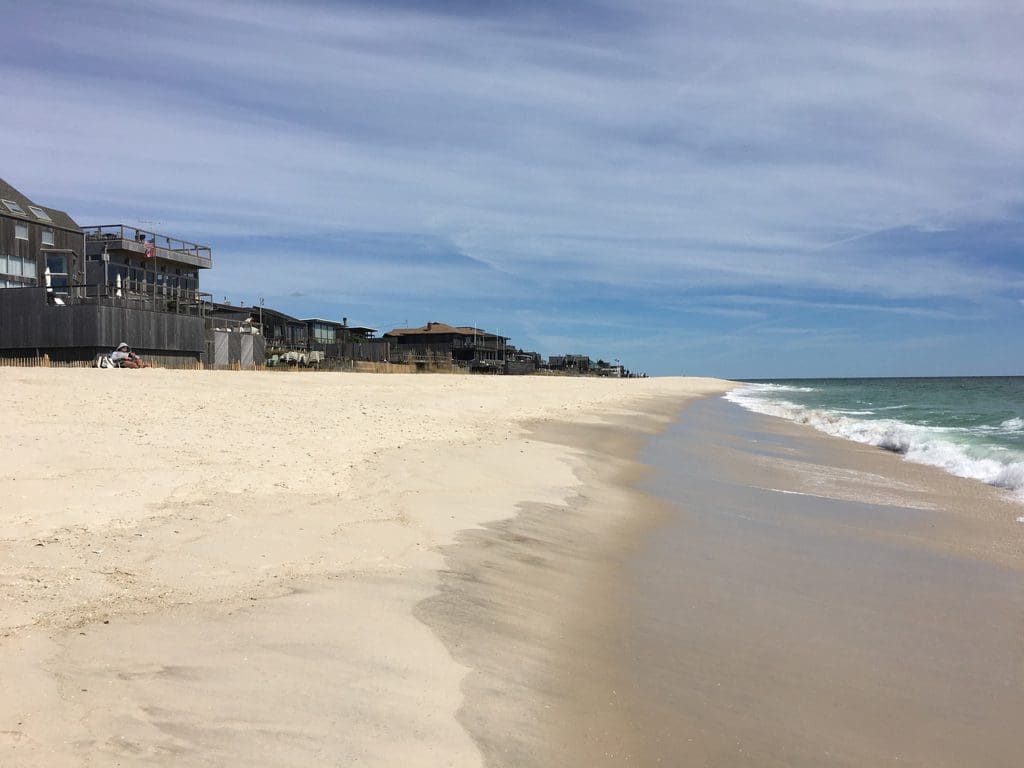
725;384;1024;497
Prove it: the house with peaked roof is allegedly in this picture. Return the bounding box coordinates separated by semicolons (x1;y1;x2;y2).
0;177;83;295
384;321;508;371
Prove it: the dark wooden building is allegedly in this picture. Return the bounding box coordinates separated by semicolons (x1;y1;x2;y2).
504;346;541;375
228;305;382;366
259;306;308;352
1;177;83;296
303;317;380;362
0;178;214;365
546;354;592;374
384;321;509;371
83;224;209;302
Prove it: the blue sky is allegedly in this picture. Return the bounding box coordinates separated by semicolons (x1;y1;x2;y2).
2;0;1023;377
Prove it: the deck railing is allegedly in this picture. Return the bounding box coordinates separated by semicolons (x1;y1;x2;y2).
64;281;213;316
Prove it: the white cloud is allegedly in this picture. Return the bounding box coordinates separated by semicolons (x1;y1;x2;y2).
3;0;1023;328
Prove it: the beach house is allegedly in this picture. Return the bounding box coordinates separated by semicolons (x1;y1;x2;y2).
0;177;216;366
545;354;592;374
304;318;380;360
243;305;382;366
384;321;509;371
0;178;83;296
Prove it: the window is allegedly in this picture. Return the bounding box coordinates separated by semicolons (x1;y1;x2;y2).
15;222;28;240
46;254;68;292
0;255;34;280
28;205;52;222
2;199;25;215
313;323;336;343
41;228;55;246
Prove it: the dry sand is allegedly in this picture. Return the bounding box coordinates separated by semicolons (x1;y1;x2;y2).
0;368;731;767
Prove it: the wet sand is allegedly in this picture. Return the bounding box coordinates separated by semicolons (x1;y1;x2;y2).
424;393;1024;766
618;397;1024;767
417;409;678;767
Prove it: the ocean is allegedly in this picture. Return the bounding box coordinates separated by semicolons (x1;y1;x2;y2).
725;376;1024;499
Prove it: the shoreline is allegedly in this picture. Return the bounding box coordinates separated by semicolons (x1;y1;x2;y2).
0;368;732;766
719;398;1024;565
619;396;1024;765
416;392;705;766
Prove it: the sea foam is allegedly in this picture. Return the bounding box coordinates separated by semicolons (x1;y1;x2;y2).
725;384;1024;498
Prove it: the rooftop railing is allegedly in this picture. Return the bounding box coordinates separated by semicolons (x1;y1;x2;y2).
83;225;212;264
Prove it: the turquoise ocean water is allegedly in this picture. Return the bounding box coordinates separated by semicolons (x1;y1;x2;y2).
725;377;1024;498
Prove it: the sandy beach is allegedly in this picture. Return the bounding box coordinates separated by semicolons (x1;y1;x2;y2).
7;369;1022;767
0;368;729;766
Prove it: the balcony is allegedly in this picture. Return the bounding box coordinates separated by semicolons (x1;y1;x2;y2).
67;280;213;317
83;225;213;270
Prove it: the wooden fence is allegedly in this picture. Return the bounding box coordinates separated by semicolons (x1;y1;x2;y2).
0;356;93;369
0;355;205;370
0;356;470;374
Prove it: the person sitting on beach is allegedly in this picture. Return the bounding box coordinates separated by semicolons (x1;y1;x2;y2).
111;342;149;369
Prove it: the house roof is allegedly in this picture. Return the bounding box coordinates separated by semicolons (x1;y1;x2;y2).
385;321;506;339
206;301;254;316
0;177;81;232
301;318;377;333
253;306;304;324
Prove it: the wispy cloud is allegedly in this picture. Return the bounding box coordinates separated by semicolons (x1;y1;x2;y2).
2;0;1023;375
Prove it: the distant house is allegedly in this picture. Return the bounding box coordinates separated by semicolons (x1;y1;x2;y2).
594;360;624;378
304;317;384;363
305;317;343;346
231;305;382;366
304;317;376;344
504;345;540;375
0;179;211;365
258;306;308;351
385;321;508;371
546;354;591;374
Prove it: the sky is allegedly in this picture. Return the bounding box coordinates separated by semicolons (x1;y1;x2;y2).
2;0;1023;377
